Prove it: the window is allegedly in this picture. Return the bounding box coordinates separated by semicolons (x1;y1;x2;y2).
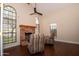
50;23;57;37
3;5;17;44
50;23;57;32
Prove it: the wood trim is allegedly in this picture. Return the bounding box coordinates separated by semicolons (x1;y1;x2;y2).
19;25;36;28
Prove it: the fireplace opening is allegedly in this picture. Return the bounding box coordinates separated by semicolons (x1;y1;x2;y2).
25;32;32;42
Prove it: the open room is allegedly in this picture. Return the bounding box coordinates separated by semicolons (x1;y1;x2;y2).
2;3;79;56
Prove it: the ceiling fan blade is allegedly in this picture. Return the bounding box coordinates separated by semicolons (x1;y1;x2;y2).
30;12;43;15
30;13;35;15
36;12;43;15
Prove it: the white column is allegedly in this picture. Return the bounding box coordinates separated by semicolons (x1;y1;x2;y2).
0;3;3;56
35;16;40;34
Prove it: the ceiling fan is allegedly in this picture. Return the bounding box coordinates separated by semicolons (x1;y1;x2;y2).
30;3;43;16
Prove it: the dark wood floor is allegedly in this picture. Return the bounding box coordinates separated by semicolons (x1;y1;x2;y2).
4;41;79;56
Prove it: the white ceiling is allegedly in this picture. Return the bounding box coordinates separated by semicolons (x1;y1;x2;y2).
28;3;79;15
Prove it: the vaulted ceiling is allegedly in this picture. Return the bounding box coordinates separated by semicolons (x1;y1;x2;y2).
26;3;79;16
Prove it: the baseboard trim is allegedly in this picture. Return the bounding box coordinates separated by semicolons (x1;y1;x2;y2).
55;39;79;45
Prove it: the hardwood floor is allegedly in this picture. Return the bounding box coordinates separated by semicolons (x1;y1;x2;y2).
4;41;79;56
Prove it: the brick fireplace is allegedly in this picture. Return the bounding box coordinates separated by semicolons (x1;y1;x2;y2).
19;25;36;46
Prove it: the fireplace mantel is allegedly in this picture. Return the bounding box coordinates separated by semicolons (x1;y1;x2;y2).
19;25;36;46
20;25;36;28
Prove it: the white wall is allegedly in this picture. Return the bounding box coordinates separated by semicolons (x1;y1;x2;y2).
40;4;79;44
3;3;37;48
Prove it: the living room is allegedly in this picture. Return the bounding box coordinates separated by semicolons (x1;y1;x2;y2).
2;3;79;56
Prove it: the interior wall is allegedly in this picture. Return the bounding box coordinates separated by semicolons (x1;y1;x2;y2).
40;4;79;44
3;3;36;48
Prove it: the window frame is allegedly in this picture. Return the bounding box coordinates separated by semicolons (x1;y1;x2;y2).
3;5;17;44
